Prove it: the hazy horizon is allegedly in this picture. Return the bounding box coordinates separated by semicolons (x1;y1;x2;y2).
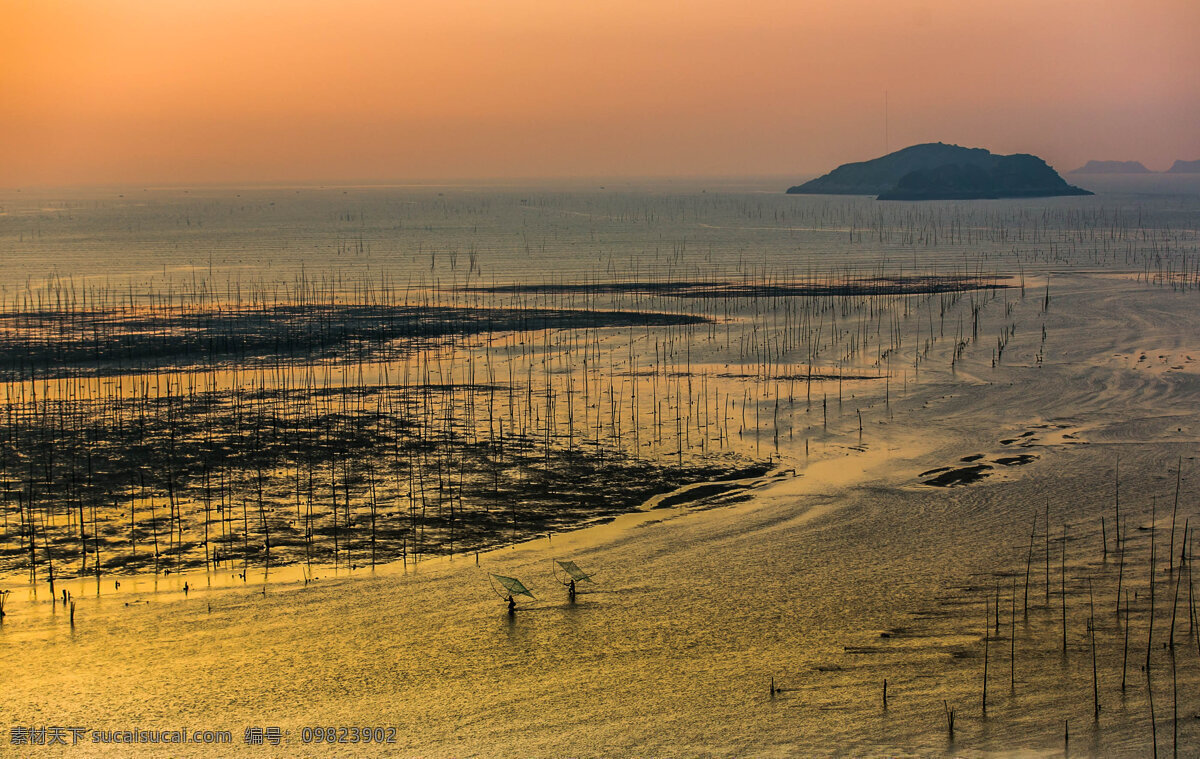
4;0;1199;187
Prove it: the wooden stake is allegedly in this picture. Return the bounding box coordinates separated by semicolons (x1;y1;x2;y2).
1090;579;1099;720
982;596;989;716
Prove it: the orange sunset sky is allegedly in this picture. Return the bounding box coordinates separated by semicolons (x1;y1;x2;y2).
3;0;1198;186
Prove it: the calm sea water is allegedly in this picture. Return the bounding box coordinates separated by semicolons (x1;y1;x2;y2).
3;175;1197;294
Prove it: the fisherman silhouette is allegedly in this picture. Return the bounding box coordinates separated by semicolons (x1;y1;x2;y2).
507;594;516;616
568;579;576;603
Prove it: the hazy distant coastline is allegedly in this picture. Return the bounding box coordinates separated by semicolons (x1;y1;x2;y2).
1168;159;1200;174
1069;160;1150;174
1069;158;1200;174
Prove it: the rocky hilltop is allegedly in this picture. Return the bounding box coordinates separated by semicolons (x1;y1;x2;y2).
787;143;1092;200
1069;160;1150;174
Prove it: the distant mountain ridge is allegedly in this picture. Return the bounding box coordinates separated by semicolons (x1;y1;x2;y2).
1167;159;1200;174
787;143;1092;200
1069;160;1150;174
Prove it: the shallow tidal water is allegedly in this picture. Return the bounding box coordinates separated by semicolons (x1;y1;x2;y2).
3;177;1200;756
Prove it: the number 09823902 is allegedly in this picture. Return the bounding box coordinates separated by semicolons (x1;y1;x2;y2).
300;726;398;744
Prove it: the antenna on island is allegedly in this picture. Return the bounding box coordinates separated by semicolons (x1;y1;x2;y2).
884;90;890;154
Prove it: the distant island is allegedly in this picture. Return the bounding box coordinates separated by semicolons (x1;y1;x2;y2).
1069;160;1150;174
1067;159;1200;174
787;142;1093;201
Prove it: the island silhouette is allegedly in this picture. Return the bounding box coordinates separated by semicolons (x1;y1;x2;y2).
1069;160;1151;174
788;142;1092;200
1167;159;1200;173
